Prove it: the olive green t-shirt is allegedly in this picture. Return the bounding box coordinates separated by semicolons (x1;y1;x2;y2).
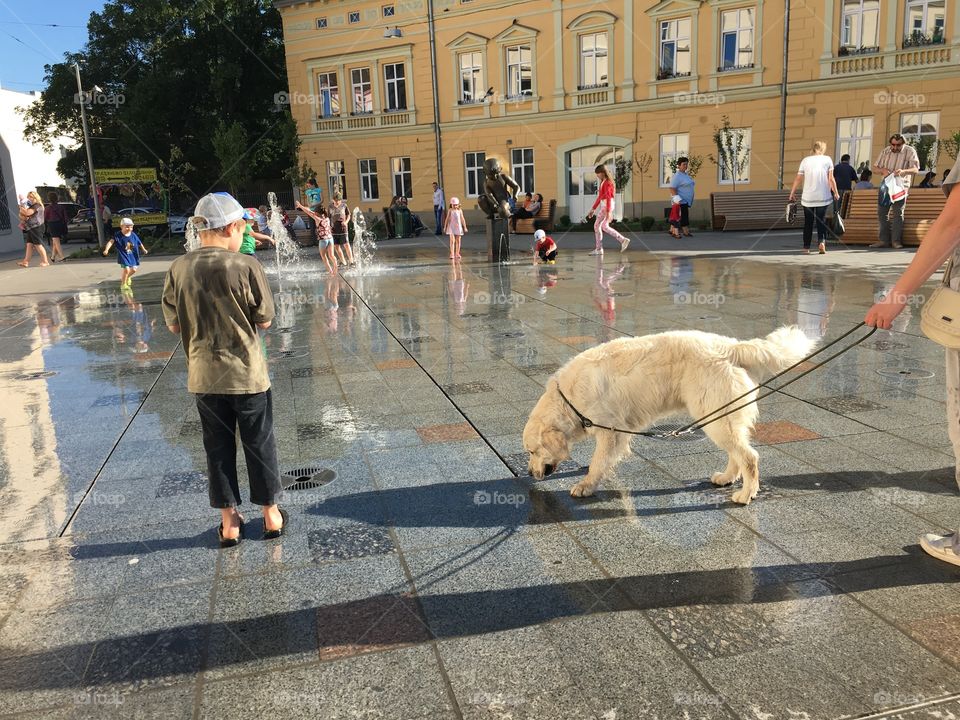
161;246;274;394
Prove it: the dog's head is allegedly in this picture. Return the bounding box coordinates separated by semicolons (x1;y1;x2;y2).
523;380;581;480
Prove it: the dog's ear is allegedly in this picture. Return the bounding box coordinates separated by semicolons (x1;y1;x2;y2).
541;429;569;460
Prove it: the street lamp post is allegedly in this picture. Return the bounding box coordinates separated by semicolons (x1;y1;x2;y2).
73;63;106;249
426;0;444;191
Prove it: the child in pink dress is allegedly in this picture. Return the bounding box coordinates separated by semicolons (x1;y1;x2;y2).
443;197;467;258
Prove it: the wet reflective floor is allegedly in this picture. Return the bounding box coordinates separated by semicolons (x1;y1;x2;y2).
1;241;960;719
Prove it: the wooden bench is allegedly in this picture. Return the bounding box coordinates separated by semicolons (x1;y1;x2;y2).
841;188;946;246
513;199;556;234
711;190;804;231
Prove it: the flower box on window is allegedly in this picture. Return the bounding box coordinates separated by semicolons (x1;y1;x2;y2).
903;29;945;47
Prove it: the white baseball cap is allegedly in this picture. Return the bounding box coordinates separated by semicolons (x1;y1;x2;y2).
534;229;546;241
120;217;134;226
193;192;245;229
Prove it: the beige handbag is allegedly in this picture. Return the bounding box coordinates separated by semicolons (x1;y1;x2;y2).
921;259;960;348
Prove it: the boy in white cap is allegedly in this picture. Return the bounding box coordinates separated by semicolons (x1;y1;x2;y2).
161;192;287;547
103;217;148;289
532;228;557;264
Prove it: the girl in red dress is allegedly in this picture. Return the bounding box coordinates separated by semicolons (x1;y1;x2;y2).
586;164;630;255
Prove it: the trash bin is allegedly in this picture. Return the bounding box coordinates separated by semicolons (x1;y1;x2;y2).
393;207;412;238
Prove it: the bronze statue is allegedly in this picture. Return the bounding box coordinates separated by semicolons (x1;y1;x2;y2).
477;157;520;220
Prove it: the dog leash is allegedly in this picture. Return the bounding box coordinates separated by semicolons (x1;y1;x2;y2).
556;322;878;439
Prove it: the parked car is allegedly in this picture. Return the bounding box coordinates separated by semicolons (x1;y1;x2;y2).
167;213;188;234
52;202;83;222
66;208;97;242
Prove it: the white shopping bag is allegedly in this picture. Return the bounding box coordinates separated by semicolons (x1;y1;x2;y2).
292;215;306;231
884;173;909;203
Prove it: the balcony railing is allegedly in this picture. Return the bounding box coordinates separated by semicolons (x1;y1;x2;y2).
829;43;953;75
573;85;612;106
656;70;692;81
312;110;414;133
717;62;755;72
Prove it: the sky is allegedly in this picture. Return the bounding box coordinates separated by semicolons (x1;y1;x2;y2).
0;0;105;93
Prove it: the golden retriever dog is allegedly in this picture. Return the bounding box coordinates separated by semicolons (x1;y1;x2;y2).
523;326;815;505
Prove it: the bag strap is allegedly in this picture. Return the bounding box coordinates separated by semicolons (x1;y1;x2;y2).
943;257;955;287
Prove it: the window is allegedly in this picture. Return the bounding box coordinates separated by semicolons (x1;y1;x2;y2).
579;32;608;89
317;72;340;118
382;5;395;16
348;11;360;23
717;127;751;184
904;0;946;44
901;111;940;170
351;68;372;114
720;8;754;70
359;159;379;201
836;117;874;174
841;0;880;51
326;161;346;199
392;157;413;198
465;152;486;197
506;45;533;98
316;17;328;29
511;148;535;193
659;19;691;79
383;63;407;111
458;52;483;104
659;134;690;186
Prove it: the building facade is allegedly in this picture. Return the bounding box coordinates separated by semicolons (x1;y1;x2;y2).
276;0;960;223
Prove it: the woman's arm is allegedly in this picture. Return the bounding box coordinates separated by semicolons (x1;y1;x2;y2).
788;173;803;201
866;187;960;328
828;171;839;199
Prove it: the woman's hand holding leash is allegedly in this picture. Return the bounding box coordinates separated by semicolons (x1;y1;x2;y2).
865;294;907;330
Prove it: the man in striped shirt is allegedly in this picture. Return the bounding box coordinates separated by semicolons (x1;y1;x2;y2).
870;133;920;249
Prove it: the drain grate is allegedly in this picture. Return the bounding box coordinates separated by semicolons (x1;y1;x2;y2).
497;331;526;339
281;466;336;490
272;327;302;335
14;370;58;381
876;367;935;380
270;349;310;361
608;292;634;297
646;424;708;442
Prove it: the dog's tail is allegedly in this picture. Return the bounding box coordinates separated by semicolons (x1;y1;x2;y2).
730;325;816;376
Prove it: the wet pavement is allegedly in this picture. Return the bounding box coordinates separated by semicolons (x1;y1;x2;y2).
1;235;959;719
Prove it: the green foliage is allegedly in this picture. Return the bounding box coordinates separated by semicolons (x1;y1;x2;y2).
21;0;296;201
709;116;750;191
667;154;704;179
906;135;939;171
640;216;656;231
941;131;960;161
211;120;251;194
613;157;632;192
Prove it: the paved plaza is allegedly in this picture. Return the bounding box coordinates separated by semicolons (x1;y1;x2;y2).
1;231;960;719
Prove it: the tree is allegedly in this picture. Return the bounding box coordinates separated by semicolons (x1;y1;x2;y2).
941;131;960;162
632;152;654;219
157;145;195;211
19;0;297;208
710;116;750;191
906;135;939;171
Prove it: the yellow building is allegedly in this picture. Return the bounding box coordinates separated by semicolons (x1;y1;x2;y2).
276;0;959;223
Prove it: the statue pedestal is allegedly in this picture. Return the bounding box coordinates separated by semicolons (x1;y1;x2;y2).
486;218;510;263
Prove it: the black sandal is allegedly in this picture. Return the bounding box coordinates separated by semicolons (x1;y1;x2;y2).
263;508;288;540
217;518;245;548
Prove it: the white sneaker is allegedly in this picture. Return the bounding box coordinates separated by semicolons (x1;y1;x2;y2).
620;238;630;252
919;532;960;567
588;249;603;256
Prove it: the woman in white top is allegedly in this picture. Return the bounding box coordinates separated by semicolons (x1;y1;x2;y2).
789;140;840;255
